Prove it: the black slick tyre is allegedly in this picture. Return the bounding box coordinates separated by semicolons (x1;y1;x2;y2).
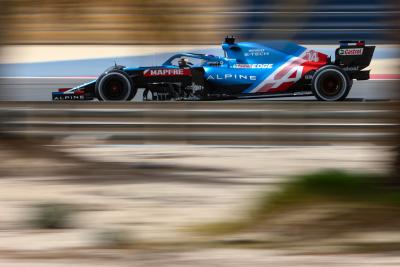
311;65;351;101
95;70;135;101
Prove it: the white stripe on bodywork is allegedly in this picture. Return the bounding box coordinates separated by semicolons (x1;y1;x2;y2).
248;50;308;93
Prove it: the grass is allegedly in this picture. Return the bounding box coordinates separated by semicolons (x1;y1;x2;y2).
252;169;400;217
197;169;400;236
30;202;76;229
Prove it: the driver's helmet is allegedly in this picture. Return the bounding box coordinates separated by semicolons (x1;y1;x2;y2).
178;58;190;67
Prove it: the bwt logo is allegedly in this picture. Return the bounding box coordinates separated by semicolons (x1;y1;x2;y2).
207;74;257;81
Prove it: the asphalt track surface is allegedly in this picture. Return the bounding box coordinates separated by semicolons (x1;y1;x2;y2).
0;77;398;101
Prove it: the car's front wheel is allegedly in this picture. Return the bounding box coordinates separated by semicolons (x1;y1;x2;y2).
95;71;135;101
311;65;351;101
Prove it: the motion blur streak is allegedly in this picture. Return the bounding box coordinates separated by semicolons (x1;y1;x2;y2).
0;0;400;266
0;0;398;44
1;101;399;145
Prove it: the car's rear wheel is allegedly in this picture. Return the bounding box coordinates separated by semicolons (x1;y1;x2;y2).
311;65;351;101
95;71;135;101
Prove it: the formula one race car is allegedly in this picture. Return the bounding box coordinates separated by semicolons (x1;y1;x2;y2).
52;37;375;101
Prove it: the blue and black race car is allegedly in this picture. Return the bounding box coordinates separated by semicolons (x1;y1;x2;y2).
52;37;374;101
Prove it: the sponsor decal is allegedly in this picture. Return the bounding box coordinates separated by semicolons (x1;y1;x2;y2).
207;61;224;66
233;64;273;69
342;66;360;71
143;69;191;77
53;94;85;100
244;48;269;57
338;48;364;56
207;74;256;81
305;74;314;80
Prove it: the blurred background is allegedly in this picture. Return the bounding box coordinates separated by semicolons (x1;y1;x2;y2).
0;0;398;44
0;1;399;266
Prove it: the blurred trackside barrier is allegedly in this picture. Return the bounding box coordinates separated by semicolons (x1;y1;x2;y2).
0;101;399;145
0;0;398;44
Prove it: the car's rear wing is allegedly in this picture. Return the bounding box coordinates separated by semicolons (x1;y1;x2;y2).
334;40;375;80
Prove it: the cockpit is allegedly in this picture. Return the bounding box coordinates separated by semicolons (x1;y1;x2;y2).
162;53;225;68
